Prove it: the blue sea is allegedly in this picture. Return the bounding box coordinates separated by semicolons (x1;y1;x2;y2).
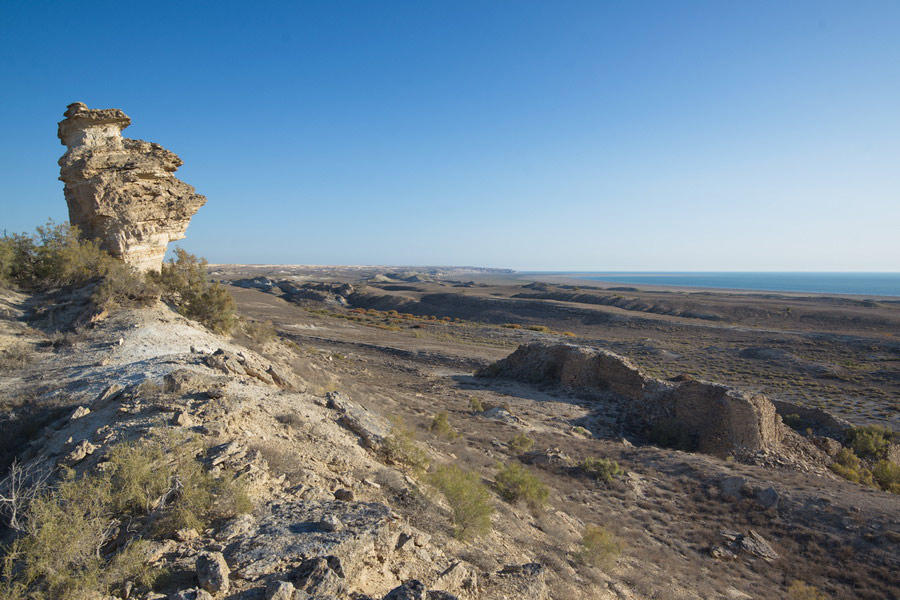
526;272;900;297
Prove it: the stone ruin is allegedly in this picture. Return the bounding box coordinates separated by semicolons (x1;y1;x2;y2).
478;342;786;458
58;102;206;272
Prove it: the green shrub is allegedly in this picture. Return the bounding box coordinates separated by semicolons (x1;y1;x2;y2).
581;457;623;483
242;319;277;345
872;459;900;494
508;433;534;454
91;261;160;310
782;413;804;431
0;220;119;290
428;464;494;540
526;325;551;333
468;397;485;413
380;418;430;473
429;411;458;440
0;434;251;599
494;462;549;511
846;425;894;461
787;580;829;600
829;448;876;487
576;525;622;569
150;248;236;334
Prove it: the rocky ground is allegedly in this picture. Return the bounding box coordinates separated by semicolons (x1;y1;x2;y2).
0;271;898;599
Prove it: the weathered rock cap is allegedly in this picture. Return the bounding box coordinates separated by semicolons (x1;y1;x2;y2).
58;102;131;147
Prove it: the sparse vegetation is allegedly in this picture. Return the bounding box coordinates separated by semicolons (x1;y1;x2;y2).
380;418;430;473
0;343;33;370
429;411;458;440
787;580;829;600
242;319;277;345
581;457;623;483
0;434;251;599
150;248;237;334
872;459;900;493
572;426;591;437
428;464;494;540
494;462;549;511
468;396;485;413
829;448;876;487
526;325;551;333
576;525;622;570
845;425;894;461
508;433;534;454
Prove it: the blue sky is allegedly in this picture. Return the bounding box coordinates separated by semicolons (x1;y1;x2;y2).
2;0;898;270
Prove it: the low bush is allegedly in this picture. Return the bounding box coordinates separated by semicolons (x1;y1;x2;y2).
576;525;622;569
787;580;829;600
872;459;900;494
429;411;458;440
829;448;875;487
242;320;277;345
526;325;551;333
0;343;34;371
428;464;493;540
0;220;118;290
581;457;623;483
508;433;534;454
91;261;160;310
846;425;895;461
150;248;236;334
0;433;251;599
468;397;485;413
380;418;430;473
494;462;549;511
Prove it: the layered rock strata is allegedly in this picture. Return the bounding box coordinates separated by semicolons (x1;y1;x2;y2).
58;102;206;271
478;342;786;458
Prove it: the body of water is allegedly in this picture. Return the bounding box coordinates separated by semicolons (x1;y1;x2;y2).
525;272;900;297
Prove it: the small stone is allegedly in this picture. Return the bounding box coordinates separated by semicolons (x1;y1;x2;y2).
174;411;194;427
196;551;230;594
169;589;213;600
265;580;296;600
70;406;91;419
65;440;97;464
319;514;342;532
333;488;354;501
175;528;199;542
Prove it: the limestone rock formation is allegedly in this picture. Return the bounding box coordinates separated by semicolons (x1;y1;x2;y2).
57;102;206;272
478;342;788;458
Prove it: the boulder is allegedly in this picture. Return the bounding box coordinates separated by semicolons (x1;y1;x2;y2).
196;551;230;594
57;102;206;272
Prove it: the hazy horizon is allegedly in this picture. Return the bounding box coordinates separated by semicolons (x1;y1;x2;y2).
3;1;899;271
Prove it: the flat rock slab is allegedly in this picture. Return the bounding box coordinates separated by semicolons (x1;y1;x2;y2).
225;500;396;581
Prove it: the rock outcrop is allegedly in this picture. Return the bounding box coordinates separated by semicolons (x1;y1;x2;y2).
478;342;788;459
58;102;206;271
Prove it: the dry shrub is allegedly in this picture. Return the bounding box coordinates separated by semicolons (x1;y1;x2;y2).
581;457;623;483
150;248;236;334
576;525;622;570
0;433;251;599
508;433;534;454
381;418;430;473
429;411;458;440
494;462;549;511
428;464;494;540
0;343;33;371
787;580;829;600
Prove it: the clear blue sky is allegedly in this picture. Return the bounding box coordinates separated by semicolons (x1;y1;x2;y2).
2;0;898;271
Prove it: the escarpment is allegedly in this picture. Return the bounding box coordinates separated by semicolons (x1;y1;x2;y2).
479;342;792;459
58;102;206;272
